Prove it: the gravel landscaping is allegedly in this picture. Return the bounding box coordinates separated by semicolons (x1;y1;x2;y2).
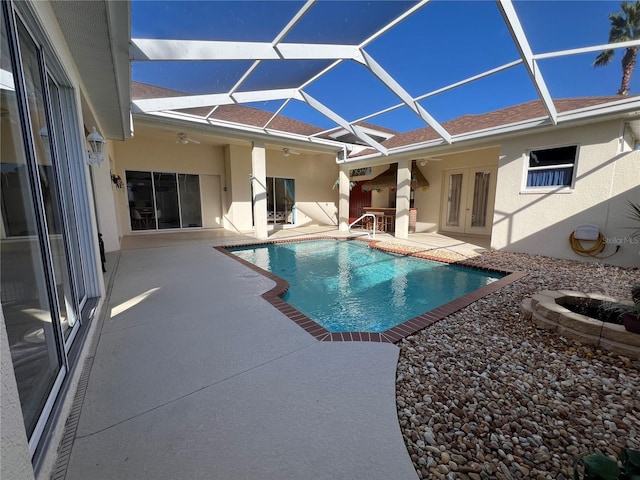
395;251;640;480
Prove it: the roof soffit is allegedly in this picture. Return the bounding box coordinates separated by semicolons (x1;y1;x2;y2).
51;0;131;140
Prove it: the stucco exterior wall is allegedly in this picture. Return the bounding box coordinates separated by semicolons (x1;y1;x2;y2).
413;147;500;232
92;142;121;252
265;151;339;226
112;127;226;235
127;141;341;232
492;120;640;267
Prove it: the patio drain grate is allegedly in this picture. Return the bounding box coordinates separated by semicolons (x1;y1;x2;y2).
50;355;94;480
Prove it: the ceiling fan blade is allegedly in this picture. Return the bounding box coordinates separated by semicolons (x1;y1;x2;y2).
282;148;300;156
176;132;200;144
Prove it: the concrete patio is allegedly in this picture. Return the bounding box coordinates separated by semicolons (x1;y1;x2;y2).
59;227;489;479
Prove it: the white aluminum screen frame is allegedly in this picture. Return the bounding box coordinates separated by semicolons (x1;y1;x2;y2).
131;0;640;158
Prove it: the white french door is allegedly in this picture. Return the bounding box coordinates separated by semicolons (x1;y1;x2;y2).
440;166;497;236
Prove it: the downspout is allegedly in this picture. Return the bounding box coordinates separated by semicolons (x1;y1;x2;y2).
336;145;348;164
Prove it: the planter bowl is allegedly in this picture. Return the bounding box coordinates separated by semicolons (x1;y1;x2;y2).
622;312;640;334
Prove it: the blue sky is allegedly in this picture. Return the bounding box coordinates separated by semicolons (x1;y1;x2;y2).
132;1;635;133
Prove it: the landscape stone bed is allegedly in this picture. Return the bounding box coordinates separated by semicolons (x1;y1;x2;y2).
521;290;640;360
395;250;639;480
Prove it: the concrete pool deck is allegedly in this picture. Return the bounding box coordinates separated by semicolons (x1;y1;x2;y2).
58;228;490;479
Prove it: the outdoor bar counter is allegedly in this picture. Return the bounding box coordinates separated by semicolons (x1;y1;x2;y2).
362;207;417;233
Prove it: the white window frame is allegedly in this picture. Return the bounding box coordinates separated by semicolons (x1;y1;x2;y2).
520;144;579;194
4;0;102;459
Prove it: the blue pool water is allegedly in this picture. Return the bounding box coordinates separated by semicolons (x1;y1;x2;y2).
229;240;502;333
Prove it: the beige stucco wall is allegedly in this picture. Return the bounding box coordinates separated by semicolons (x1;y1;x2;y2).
112;127;226;235
413;147;500;232
492;120;640;267
92;142;121;252
265;150;339;226
112;131;340;233
225;145;339;229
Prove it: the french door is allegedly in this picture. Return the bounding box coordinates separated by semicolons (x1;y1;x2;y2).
440;166;497;236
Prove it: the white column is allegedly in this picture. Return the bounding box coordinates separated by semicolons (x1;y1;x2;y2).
394;159;411;239
251;142;268;240
338;167;350;231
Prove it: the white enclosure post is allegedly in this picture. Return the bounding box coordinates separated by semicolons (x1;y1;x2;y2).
394;159;411;239
338;167;350;231
251;142;268;240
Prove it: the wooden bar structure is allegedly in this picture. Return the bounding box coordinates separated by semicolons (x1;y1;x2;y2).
362;207;418;233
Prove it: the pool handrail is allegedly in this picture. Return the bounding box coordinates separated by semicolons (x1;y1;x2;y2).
349;213;377;239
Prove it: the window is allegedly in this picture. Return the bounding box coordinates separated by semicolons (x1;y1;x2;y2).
526;145;577;188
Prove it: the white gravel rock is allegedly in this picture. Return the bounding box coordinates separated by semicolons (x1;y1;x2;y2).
396;250;640;479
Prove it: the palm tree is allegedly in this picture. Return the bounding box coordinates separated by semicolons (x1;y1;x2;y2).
593;0;640;96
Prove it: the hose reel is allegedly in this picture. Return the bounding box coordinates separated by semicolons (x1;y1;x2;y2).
569;224;618;258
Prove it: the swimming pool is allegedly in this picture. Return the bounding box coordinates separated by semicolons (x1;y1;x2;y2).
228;239;504;333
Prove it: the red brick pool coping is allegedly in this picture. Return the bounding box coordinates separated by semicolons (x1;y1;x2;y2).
215;237;527;343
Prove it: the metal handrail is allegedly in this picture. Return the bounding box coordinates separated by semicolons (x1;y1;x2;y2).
349;213;377;239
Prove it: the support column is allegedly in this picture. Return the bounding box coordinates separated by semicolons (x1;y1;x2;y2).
251;142;268;240
338;167;350;232
394;159;411;239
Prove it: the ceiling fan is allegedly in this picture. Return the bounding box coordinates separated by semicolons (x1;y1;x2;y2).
176;132;200;144
282;147;300;157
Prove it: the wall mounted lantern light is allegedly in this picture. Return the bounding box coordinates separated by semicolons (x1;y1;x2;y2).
86;127;105;165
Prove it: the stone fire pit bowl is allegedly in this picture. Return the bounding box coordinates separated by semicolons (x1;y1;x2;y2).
521;290;640;360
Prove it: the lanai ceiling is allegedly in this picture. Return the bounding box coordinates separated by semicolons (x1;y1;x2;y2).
130;0;640;158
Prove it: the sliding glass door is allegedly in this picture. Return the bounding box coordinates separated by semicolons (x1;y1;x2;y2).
126;170;203;231
154;172;179;229
127;171;154;231
1;3;100;455
266;177;295;225
1;19;63;440
178;174;202;228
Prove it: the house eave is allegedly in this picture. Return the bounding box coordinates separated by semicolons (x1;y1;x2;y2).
50;0;132;140
342;97;640;164
133;111;351;154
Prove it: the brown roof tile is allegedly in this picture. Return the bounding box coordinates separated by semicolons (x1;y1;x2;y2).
131;83;636;154
352;96;633;156
131;81;323;136
131;81;186;100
